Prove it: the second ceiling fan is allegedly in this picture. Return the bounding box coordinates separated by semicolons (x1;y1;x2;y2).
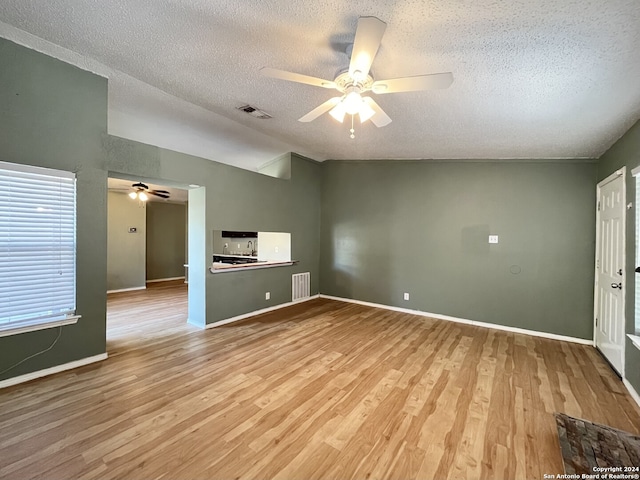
129;182;170;200
261;16;453;137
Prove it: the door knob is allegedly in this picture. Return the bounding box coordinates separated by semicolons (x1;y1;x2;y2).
611;282;622;289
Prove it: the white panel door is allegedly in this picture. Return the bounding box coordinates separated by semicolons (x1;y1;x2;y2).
595;168;626;376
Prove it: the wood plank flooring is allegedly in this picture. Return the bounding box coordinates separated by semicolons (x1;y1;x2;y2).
1;283;639;480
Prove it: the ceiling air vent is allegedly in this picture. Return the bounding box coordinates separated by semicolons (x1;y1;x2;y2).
237;105;272;119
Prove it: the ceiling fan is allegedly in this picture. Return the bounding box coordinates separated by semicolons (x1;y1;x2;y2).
261;16;453;137
128;182;170;201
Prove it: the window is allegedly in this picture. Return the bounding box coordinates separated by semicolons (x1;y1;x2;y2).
0;161;79;336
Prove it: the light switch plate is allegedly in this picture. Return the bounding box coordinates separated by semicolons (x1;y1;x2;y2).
489;235;499;244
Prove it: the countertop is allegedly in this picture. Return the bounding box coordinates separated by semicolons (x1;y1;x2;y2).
210;259;296;273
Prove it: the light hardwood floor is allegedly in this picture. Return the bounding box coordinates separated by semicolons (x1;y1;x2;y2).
1;283;639;480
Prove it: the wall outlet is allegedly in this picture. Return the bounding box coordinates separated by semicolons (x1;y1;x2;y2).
403;293;410;301
275;246;279;253
265;292;270;300
489;235;499;244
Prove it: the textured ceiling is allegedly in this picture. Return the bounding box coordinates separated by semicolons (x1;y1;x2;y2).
1;0;639;169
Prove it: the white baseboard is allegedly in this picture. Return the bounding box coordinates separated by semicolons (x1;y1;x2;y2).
623;378;640;410
0;353;108;390
205;294;320;329
107;286;146;294
146;276;186;284
319;295;593;346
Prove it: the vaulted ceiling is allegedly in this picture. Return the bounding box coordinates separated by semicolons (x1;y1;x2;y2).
1;0;639;171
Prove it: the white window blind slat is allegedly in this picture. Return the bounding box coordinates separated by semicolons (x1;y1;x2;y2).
0;161;77;329
0;282;77;293
1;265;76;275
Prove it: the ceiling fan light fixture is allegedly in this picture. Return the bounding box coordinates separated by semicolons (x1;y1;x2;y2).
359;101;376;123
343;91;364;115
329;102;347;123
128;192;137;199
138;191;149;202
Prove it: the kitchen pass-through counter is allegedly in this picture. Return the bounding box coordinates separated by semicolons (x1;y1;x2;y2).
210;254;296;273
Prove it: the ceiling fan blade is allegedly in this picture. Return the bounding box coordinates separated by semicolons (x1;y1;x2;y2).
149;191;170;199
260;67;336;89
298;97;343;122
349;16;387;80
363;97;392;127
132;182;148;189
371;72;454;94
151;189;170;194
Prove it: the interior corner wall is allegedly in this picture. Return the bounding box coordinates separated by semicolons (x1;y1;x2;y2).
319;160;598;340
597;119;640;393
107;191;146;291
0;38;108;382
146;201;187;281
103;141;322;325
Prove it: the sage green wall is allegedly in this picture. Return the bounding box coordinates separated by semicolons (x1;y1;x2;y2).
0;38;322;383
146;202;187;281
107;191;146;291
103;137;322;324
320;160;598;339
597;119;640;393
257;153;292;179
0;38;108;381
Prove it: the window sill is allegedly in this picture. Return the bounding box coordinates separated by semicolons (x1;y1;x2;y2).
0;315;81;338
628;334;640;352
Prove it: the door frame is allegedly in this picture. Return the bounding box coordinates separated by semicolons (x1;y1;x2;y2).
593;167;626;377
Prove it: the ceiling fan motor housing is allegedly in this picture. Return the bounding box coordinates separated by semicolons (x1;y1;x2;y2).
334;70;374;94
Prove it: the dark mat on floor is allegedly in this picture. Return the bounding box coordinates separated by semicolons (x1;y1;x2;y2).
555;413;640;475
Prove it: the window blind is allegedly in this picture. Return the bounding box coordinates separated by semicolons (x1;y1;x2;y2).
0;161;76;331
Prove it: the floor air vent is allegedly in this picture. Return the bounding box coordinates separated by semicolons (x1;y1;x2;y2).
292;272;310;301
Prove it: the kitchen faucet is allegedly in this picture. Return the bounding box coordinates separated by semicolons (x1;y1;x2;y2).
247;240;253;255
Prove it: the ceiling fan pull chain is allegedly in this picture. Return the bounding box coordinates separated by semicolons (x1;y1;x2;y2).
350;115;355;139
